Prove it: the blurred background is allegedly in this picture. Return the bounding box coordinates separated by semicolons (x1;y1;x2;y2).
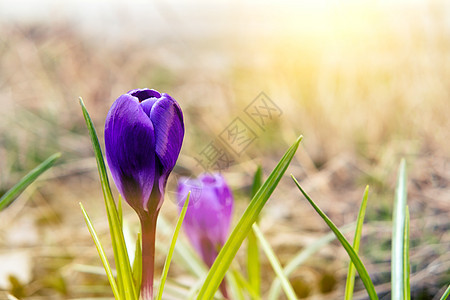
0;0;449;299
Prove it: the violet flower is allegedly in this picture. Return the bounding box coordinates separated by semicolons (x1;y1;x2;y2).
105;88;184;299
177;173;233;298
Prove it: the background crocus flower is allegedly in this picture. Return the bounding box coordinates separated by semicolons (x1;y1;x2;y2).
177;173;233;298
105;88;184;299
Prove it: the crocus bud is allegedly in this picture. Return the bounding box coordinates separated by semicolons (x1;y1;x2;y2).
104;88;184;218
177;173;233;268
104;88;184;300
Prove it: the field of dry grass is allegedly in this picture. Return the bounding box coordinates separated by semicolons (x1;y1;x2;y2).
0;1;449;299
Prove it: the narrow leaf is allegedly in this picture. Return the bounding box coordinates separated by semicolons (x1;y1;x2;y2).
247;165;263;298
232;270;261;300
227;272;245;300
403;206;410;300
345;186;370;300
392;159;407;300
79;97;137;300
133;233;142;295
156;192;190;300
268;223;354;300
252;224;297;300
80;203;121;300
291;175;379;300
440;285;450;300
196;136;302;299
158;216;207;278
0;153;60;211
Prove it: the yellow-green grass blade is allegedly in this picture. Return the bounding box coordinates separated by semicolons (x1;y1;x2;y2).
0;152;60;211
440;285;450;300
79;97;137;300
247;166;263;299
403;206;410;300
156;192;190;300
80;203;121;300
133;233;142;296
158;216;207;278
392;159;407;300
291;175;379;300
252;224;297;300
268;223;354;300
196;135;302;299
227;272;245;300
232;269;261;300
345;186;370;300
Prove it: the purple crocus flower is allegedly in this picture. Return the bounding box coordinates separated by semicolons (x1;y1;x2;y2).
105;88;184;299
177;173;233;298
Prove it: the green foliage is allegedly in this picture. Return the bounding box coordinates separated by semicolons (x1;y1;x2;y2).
156;192;190;300
0;152;60;211
247;165;263;299
291;175;379;300
392;159;408;300
79;98;137;300
196;136;303;299
345;186;369;300
252;224;297;300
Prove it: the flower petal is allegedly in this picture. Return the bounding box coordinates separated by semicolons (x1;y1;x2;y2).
150;93;184;175
104;94;156;212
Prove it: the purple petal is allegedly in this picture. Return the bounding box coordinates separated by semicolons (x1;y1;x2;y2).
177;173;233;265
104;94;156;212
150;93;185;175
128;88;161;102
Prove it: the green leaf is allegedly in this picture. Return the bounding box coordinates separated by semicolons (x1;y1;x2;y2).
403;206;410;300
392;159;408;300
251;165;263;198
118;195;123;227
291;175;379;300
156;192;190;300
227;272;245;300
133;233;142;296
79;97;137;300
440;285;450;300
158;216;207;278
80;203;121;300
252;224;297;300
0;153;60;211
345;186;370;300
268;223;354;300
232;269;261;300
247;165;262;299
196;135;302;300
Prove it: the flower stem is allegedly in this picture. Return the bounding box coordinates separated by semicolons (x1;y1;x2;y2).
220;280;229;299
140;212;159;300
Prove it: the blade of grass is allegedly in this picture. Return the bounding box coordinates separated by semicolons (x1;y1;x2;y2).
80;203;121;300
252;224;297;300
79;97;137;300
247;165;262;299
227;272;245;300
133;233;142;295
158;216;207;278
392;159;407;300
345;186;370;300
403;206;410;300
232;269;261;300
440;285;450;300
196;135;303;299
156;192;190;300
0;152;60;211
268;223;354;300
291;175;379;300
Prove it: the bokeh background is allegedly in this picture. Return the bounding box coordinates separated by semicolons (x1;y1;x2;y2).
0;0;449;299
